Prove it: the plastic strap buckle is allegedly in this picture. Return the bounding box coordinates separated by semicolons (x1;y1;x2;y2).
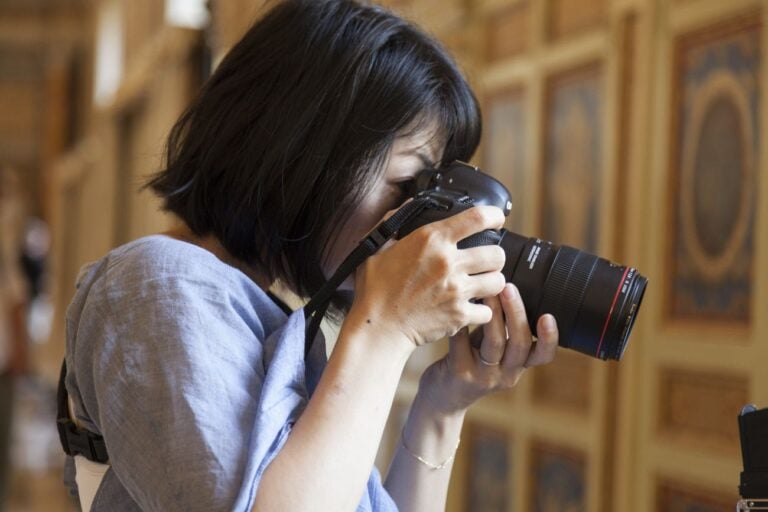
57;417;109;464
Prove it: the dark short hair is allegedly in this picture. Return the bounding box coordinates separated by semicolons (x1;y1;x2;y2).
148;0;481;313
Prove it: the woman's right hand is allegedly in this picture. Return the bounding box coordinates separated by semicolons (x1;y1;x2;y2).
349;205;507;349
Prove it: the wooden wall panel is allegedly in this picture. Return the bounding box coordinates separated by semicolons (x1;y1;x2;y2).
531;350;592;413
483;87;529;233
547;0;607;41
541;62;603;252
212;0;266;55
123;0;164;69
529;441;587;511
0;43;46;165
0;83;40;160
465;424;512;512
666;13;761;325
634;3;766;511
613;13;637;261
656;479;736;511
486;3;531;62
658;367;748;452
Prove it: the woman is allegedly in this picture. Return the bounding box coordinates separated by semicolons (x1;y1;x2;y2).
63;1;559;510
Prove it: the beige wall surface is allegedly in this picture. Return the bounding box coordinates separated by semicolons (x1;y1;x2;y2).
379;1;767;511
31;1;768;511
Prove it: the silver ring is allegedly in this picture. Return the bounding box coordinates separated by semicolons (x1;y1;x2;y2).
479;354;502;366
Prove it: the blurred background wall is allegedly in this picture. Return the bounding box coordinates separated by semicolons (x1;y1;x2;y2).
0;0;766;511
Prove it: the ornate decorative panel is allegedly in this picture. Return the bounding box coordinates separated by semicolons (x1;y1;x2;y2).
530;441;587;512
541;63;603;253
484;88;528;233
466;424;512;512
667;14;761;324
531;349;592;413
658;367;749;452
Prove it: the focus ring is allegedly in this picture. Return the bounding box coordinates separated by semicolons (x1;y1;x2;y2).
538;248;578;343
562;252;598;339
538;248;596;347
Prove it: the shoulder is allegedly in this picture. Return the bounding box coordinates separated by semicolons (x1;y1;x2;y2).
74;235;287;336
107;235;244;286
106;235;255;296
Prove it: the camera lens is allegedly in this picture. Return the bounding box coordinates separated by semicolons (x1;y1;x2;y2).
497;231;647;360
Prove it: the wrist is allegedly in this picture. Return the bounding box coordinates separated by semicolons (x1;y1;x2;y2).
343;299;416;358
410;385;467;435
399;390;465;472
416;362;471;418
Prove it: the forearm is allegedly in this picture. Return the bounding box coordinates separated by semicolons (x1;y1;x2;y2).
384;391;466;512
254;309;413;511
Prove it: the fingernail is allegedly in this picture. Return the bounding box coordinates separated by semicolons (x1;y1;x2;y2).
503;284;517;300
542;314;556;333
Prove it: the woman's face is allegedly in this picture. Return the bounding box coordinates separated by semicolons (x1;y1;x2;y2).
324;127;443;290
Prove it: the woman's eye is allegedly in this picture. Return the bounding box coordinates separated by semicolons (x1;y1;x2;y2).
391;186;407;202
387;184;409;208
396;179;416;197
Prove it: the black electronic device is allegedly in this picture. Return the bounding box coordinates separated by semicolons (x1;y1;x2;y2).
397;161;648;360
737;404;768;511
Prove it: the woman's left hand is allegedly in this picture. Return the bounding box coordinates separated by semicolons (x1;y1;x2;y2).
417;283;559;415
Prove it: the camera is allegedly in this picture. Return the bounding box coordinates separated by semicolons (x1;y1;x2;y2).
397;161;648;361
737;404;768;510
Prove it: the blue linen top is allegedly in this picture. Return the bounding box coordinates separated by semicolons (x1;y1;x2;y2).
63;235;398;511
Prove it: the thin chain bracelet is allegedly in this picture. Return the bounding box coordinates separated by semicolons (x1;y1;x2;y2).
400;427;461;470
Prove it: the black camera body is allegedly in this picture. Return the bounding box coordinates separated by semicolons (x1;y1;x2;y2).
397;161;648;361
399;161;512;232
396;162;510;252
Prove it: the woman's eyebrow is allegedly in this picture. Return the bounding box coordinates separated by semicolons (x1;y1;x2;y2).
396;137;442;166
401;149;438;168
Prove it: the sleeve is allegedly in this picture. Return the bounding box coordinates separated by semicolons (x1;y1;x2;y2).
365;466;399;512
74;269;306;512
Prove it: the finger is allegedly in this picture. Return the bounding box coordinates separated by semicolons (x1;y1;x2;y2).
437;206;505;243
499;284;534;368
469;326;483;350
524;314;559;367
461;301;494;326
448;326;473;364
464;271;506;300
478;295;506;366
456;245;506;275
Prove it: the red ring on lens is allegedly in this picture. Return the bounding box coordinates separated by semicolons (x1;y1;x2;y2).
595;267;630;358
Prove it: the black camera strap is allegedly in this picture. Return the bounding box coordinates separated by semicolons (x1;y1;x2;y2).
56;360;109;464
303;197;438;357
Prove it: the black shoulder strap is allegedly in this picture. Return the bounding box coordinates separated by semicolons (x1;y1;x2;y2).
56;360;109;463
267;290;294;316
303;197;437;357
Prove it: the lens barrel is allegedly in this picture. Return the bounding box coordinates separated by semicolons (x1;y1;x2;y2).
498;231;647;360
